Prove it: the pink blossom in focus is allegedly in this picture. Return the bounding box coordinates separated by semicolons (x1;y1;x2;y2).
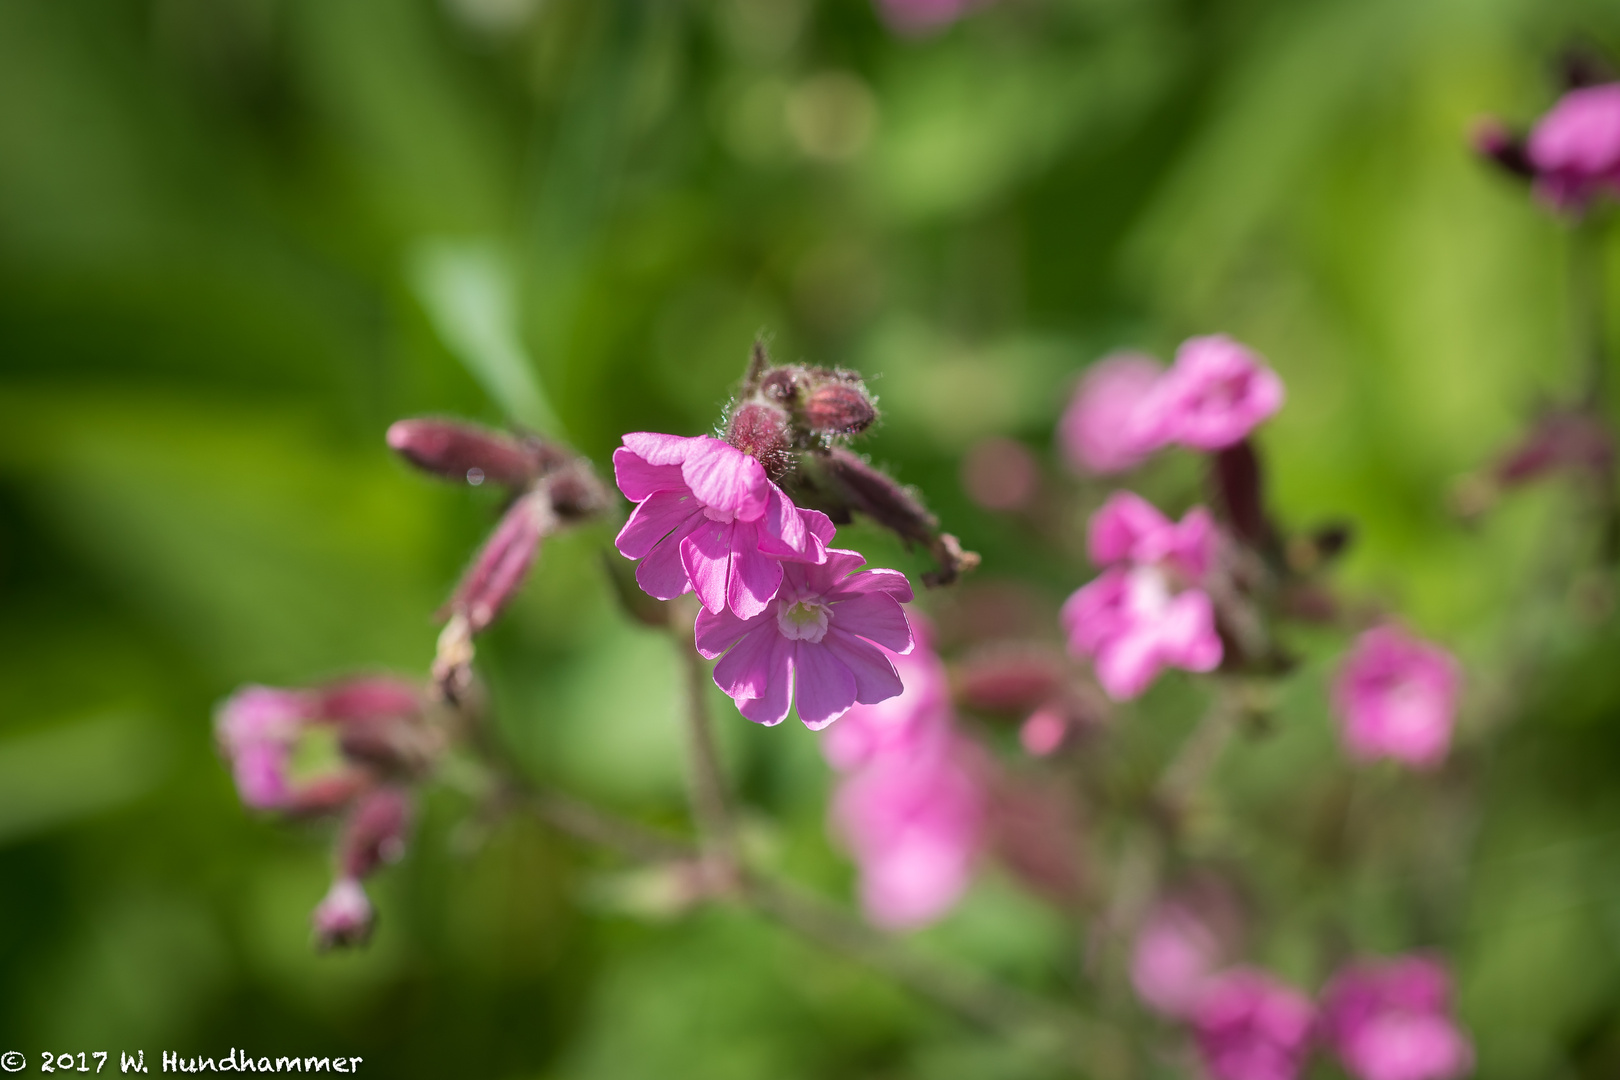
1527;83;1620;210
1135;335;1285;452
1332;626;1461;769
614;433;835;619
1131;900;1224;1018
1192;968;1316;1080
695;550;914;728
1061;493;1223;700
1059;352;1165;476
821;613;951;771
830;742;985;928
1319;956;1473;1080
215;685;315;810
312;877;373;949
875;0;982;36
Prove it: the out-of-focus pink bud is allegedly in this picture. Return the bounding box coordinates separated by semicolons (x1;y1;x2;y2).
1527;83;1620;210
1059;352;1165;476
987;774;1085;905
1319;956;1473;1080
1332;626;1461;769
318;677;421;724
1134;336;1284;453
1470;117;1535;180
1192;968;1316;1080
447;489;556;633
961;437;1040;512
313;878;374;950
1019;706;1069;756
955;643;1067;713
337;787;413;879
1131;896;1230;1018
215;686;315;810
803;379;877;436
1493;408;1613;486
386;418;555;487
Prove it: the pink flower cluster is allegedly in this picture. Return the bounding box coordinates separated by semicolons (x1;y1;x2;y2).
824;616;986;929
1526;83;1620;210
1060;335;1285;476
1131;902;1471;1080
215;678;423;947
1061;492;1223;700
1333;626;1462;770
615;433;916;729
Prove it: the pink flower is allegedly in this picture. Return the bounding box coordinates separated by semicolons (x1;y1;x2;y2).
1527;83;1620;210
215;686;316;810
1135;335;1285;452
830;742;985;928
1332;627;1461;769
820;613;951;771
1319;956;1473;1080
695;550;914;728
1061;493;1223;700
1192;968;1316;1080
1131;900;1225;1018
1059;352;1165;476
614;433;835;619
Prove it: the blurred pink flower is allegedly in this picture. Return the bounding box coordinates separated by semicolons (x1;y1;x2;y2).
830;742;985;928
1131;900;1224;1018
1136;335;1284;452
875;0;982;36
1192;968;1316;1080
821;613;951;771
614;433;834;618
1059;353;1165;476
695;550;914;728
1527;83;1620;210
1333;626;1461;769
312;877;373;950
1318;957;1473;1080
215;686;316;810
1062;493;1222;700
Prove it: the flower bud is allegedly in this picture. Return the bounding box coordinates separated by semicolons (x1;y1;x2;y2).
318;677;420;724
1494;408;1613;486
803;378;876;436
1470;118;1534;180
448;489;556;633
955;645;1066;714
545;460;611;521
337;787;413;879
727;402;793;465
386;419;556;487
312;878;374;950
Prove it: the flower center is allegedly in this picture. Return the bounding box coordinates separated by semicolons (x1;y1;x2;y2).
776;597;830;642
703;505;736;524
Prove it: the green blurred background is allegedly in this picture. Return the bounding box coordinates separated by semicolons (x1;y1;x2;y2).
4;0;1620;1076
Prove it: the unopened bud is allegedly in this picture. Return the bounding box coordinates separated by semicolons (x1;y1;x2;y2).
386;418;557;486
448;490;556;633
1560;45;1615;90
811;447;979;586
1470;118;1534;180
546;460;611;521
727;402;793;468
337;787;413;879
956;646;1066;714
760;366;806;403
313;878;374;950
1494;408;1613;486
318;677;421;724
803;379;876;435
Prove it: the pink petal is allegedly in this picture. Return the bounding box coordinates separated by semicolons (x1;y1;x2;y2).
622;431;698;466
831;566;915;606
828;591;912;653
727;522;785;620
615;489;702;559
821;628;905;705
1088;491;1171;567
1094;628;1166;700
613;444;688;503
694;604;765;660
681;519;734;614
755;487;809;558
732;634;796;726
636;526;697;601
1161;590;1223;672
712;623;780;700
680;438;769;521
793;640;860;729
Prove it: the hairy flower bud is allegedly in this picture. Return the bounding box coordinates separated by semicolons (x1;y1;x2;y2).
803;378;876;435
727;402;793;468
811;447;979;586
313;878;373;950
386;418;556;487
447;489;556;633
337;787;412;879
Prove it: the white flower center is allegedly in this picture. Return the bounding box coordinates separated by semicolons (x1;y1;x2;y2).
776;597;830;642
703;505;736;524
